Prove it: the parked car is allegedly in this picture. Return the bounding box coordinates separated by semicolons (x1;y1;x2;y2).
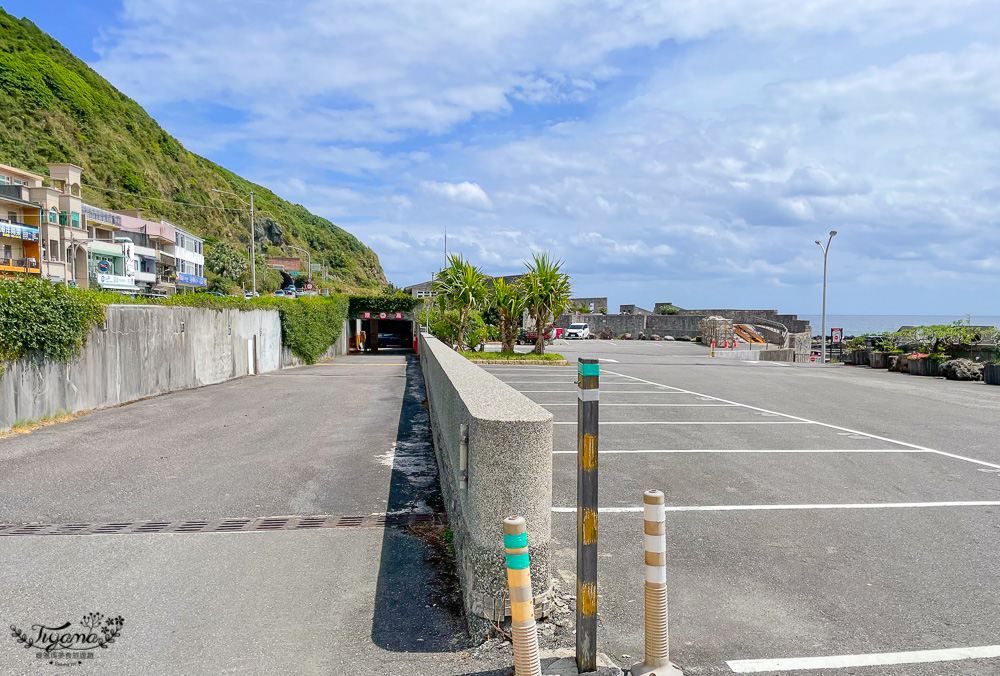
518;327;563;344
566;323;590;339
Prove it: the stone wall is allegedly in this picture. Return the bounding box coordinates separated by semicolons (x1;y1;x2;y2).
0;304;348;431
418;333;553;641
555;312;645;337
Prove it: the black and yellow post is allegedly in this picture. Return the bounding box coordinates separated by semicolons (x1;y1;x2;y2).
576;357;599;673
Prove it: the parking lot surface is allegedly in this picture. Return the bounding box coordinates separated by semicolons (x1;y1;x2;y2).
486;340;1000;675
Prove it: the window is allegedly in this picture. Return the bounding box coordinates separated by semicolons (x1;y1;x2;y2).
12;178;23;186
7;212;16;223
49;240;58;261
71;212;80;228
48;209;59;224
0;175;8;185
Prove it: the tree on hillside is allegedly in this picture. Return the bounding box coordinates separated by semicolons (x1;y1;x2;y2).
433;254;488;350
523;253;572;355
489;277;526;353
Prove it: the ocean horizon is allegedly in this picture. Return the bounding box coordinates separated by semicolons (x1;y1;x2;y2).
798;314;1000;336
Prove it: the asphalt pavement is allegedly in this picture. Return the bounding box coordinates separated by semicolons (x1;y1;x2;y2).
0;352;507;676
486;339;1000;675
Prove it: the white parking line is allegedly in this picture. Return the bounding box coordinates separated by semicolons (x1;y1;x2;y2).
551;500;1000;513
539;403;738;407
551;449;932;454
726;644;1000;673
552;421;810;426
603;369;1000;471
518;390;688;394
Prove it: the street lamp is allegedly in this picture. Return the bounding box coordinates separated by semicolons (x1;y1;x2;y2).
815;230;837;363
212;188;255;295
286;245;311;288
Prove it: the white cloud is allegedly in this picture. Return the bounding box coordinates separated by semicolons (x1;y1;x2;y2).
420;181;494;210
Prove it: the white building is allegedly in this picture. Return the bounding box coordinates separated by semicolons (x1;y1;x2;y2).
170;223;206;292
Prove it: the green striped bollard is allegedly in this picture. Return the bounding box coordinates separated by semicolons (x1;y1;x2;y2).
504;516;541;676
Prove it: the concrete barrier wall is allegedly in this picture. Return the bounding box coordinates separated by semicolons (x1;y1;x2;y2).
758;348;797;362
0;304;347;431
418;333;553;640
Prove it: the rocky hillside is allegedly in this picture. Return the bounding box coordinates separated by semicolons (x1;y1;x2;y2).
0;9;386;290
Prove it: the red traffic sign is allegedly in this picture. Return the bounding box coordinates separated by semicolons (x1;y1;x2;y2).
831;328;843;344
810;355;817;363
306;282;313;290
363;311;371;319
379;312;387;320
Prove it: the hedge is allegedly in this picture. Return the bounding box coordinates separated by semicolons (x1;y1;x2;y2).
0;277;349;366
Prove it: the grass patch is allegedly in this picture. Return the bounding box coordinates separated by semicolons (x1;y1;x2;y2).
459;351;566;361
0;410;79;438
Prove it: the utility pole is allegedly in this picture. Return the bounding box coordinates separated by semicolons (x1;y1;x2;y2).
814;231;837;364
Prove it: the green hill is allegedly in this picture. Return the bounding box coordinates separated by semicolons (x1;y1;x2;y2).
0;9;386;291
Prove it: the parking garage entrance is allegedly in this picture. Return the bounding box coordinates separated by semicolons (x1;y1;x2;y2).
352;311;415;354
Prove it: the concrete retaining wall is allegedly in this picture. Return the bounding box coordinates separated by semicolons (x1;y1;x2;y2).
418;333;553;641
758;348;797;362
1;304;347;431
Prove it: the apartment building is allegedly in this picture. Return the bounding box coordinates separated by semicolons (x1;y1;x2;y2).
170;224;206;292
0;169;41;278
116;210;177;296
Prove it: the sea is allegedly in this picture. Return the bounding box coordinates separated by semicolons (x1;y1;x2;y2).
799;315;1000;336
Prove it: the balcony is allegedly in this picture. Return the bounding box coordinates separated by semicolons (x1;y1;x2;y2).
0;257;41;274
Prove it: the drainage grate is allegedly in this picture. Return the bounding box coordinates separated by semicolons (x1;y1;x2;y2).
0;513;446;538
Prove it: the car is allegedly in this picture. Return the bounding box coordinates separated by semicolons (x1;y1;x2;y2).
207;291;226;297
518;328;562;344
272;290;285;297
566;323;590;339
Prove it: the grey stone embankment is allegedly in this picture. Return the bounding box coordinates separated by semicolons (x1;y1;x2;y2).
0;304;347;431
419;332;554;641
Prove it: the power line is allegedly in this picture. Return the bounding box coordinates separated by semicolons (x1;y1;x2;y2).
81;183;249;212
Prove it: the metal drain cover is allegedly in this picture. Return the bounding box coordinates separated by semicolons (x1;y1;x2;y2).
0;513;445;537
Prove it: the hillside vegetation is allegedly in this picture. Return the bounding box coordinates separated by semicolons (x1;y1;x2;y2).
0;9;386;291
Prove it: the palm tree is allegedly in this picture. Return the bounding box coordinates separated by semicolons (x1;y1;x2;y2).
523;253;572;355
489;277;526;353
433;254;488;350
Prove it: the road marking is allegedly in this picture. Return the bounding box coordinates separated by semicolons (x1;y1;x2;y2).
551;500;1000;513
552;421;810;426
315;362;405;366
518;390;687;394
551;448;931;454
599;358;620;363
726;644;1000;673
539;403;738;407
602;370;1000;471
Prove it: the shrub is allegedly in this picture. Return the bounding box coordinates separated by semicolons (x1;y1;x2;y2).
0;276;105;364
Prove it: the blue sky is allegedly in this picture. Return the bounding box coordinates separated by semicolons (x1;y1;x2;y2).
5;1;1000;314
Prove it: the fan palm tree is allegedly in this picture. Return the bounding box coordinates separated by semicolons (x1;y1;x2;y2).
523;253;572;355
433;254;488;350
489;277;526;353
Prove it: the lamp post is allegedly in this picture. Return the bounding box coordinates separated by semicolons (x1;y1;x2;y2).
286;245;311;287
212;188;255;295
814;231;837;364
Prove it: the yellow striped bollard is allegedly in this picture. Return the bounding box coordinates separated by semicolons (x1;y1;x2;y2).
576;357;600;673
632;489;682;675
504;515;541;676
